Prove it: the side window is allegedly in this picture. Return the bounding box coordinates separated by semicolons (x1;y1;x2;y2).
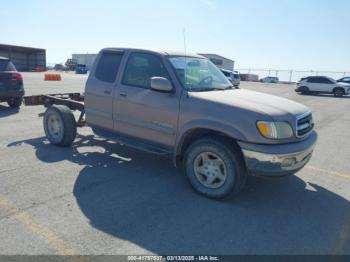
95;52;123;83
221;71;230;77
307;77;320;83
122;53;170;88
318;77;332;84
0;60;16;71
6;61;16;71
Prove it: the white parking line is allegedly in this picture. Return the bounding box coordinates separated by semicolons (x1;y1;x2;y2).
0;196;77;255
306;165;350;179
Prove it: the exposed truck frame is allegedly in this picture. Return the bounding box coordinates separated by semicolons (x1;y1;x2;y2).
24;93;86;126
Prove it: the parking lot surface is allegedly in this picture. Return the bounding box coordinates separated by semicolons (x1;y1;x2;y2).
0;73;349;255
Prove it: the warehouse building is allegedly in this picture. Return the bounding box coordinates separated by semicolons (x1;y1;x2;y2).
199;53;234;71
72;53;97;70
0;44;46;71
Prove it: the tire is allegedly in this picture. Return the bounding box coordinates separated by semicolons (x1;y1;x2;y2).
7;97;22;108
43;105;77;146
333;88;345;97
184;137;247;199
299;86;310;95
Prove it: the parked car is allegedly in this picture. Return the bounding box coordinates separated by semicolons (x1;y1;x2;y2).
24;48;317;199
337;76;350;84
295;76;350;97
260;76;279;83
0;57;24;108
54;64;65;71
221;69;240;87
75;64;88;74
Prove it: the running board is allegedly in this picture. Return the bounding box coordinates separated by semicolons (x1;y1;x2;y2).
91;127;172;156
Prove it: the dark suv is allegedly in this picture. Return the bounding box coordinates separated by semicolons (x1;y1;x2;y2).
0;57;24;108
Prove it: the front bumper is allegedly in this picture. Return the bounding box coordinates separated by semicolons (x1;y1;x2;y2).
238;131;317;177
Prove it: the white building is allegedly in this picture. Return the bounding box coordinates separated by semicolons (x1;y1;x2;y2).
198;53;234;71
72;53;97;70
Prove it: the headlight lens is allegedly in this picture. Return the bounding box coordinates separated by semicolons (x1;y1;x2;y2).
257;121;294;139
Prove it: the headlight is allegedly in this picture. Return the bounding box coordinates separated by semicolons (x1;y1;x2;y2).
257;121;294;139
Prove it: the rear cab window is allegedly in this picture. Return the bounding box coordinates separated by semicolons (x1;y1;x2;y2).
122;52;170;89
95;52;124;83
0;59;17;72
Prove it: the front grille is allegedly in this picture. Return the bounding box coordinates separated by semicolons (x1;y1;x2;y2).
296;112;314;137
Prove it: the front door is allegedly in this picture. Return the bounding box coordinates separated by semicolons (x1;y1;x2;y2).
113;52;180;148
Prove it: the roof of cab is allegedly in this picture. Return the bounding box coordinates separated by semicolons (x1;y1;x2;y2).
100;47;205;58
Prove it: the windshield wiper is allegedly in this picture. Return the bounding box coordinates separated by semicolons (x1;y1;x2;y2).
189;87;222;92
190;86;234;92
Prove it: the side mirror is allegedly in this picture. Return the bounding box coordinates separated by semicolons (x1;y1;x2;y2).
150;77;173;92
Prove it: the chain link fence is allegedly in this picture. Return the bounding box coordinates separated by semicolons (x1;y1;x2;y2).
236;69;350;83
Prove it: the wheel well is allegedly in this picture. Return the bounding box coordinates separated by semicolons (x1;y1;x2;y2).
175;128;241;166
333;87;345;92
299;86;309;91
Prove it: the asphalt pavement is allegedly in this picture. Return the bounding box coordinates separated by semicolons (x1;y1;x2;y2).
0;72;349;255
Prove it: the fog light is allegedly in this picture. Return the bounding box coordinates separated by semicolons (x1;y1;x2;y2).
281;157;296;167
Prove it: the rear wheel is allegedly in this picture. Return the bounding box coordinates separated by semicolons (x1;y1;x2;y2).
43;105;77;146
334;88;345;97
184;137;247;199
7;97;22;108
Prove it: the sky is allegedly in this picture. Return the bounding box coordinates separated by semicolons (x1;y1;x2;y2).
1;0;349;71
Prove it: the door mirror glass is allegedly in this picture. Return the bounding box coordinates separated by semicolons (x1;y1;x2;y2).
150;77;173;92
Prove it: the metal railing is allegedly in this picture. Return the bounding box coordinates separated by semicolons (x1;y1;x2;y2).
236;69;350;83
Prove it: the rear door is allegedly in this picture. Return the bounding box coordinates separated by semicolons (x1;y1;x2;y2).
306;77;323;91
113;51;180;148
85;51;124;130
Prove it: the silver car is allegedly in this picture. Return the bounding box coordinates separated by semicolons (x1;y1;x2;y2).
221;69;240;88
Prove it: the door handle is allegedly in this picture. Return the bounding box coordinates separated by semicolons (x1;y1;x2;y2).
104;90;111;95
119;92;127;97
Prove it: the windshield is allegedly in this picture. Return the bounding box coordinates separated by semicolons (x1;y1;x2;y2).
168;56;232;91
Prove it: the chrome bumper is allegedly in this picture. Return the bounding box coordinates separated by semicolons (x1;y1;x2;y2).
240;133;317;177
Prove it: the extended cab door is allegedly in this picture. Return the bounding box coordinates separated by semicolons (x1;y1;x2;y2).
85;51;124;130
113;52;180;148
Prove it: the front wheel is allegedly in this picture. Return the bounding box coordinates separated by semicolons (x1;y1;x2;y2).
184;137;247;199
43;105;77;146
334;88;345;97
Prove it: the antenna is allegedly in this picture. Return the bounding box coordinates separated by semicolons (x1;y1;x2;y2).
183;28;187;87
182;28;187;56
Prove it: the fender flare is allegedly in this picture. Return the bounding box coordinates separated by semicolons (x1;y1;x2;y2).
173;120;247;165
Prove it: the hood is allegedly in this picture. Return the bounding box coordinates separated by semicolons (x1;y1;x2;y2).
189;89;309;120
